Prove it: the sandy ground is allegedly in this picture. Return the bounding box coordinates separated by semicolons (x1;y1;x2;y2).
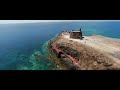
62;33;120;63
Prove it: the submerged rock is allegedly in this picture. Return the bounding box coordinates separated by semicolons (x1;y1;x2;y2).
34;53;41;60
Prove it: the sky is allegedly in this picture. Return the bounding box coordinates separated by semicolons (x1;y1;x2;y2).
0;20;118;24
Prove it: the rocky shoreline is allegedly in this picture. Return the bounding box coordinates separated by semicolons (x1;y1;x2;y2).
47;36;68;70
47;31;120;70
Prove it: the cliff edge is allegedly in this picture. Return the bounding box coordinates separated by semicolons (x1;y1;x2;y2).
48;31;120;70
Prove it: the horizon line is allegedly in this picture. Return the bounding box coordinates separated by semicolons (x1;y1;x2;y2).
0;20;119;24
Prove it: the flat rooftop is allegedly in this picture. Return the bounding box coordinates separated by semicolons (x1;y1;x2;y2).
71;30;80;32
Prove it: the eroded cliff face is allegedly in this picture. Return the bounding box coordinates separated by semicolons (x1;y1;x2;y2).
57;41;119;70
48;31;120;70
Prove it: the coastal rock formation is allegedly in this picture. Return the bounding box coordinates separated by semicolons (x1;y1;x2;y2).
47;31;120;70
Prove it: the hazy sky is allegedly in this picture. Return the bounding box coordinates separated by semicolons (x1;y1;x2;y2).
0;20;61;24
0;20;118;24
0;20;90;24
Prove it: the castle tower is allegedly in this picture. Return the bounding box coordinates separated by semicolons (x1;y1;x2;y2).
70;28;83;39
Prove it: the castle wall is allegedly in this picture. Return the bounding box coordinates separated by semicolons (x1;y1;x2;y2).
70;32;81;39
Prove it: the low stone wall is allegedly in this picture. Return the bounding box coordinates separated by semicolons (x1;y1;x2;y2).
56;39;120;70
57;43;80;60
47;38;80;70
47;31;120;70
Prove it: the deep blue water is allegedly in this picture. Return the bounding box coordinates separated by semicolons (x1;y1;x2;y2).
0;21;120;70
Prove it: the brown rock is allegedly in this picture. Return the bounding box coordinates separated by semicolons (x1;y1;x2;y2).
104;63;113;67
97;58;105;64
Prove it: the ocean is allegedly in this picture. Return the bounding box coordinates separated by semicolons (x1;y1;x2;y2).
0;21;120;70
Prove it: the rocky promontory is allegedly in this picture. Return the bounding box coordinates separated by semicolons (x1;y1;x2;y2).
47;31;120;70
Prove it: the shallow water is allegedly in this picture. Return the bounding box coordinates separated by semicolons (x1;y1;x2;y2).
0;21;120;70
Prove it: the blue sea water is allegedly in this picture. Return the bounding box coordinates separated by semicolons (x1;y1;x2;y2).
0;21;120;70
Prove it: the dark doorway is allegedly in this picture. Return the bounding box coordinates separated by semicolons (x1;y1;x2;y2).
58;52;64;58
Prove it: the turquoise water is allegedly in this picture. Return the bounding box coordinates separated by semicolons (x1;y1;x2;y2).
0;21;120;70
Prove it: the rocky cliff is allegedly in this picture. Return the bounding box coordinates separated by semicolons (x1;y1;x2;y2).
47;31;120;70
